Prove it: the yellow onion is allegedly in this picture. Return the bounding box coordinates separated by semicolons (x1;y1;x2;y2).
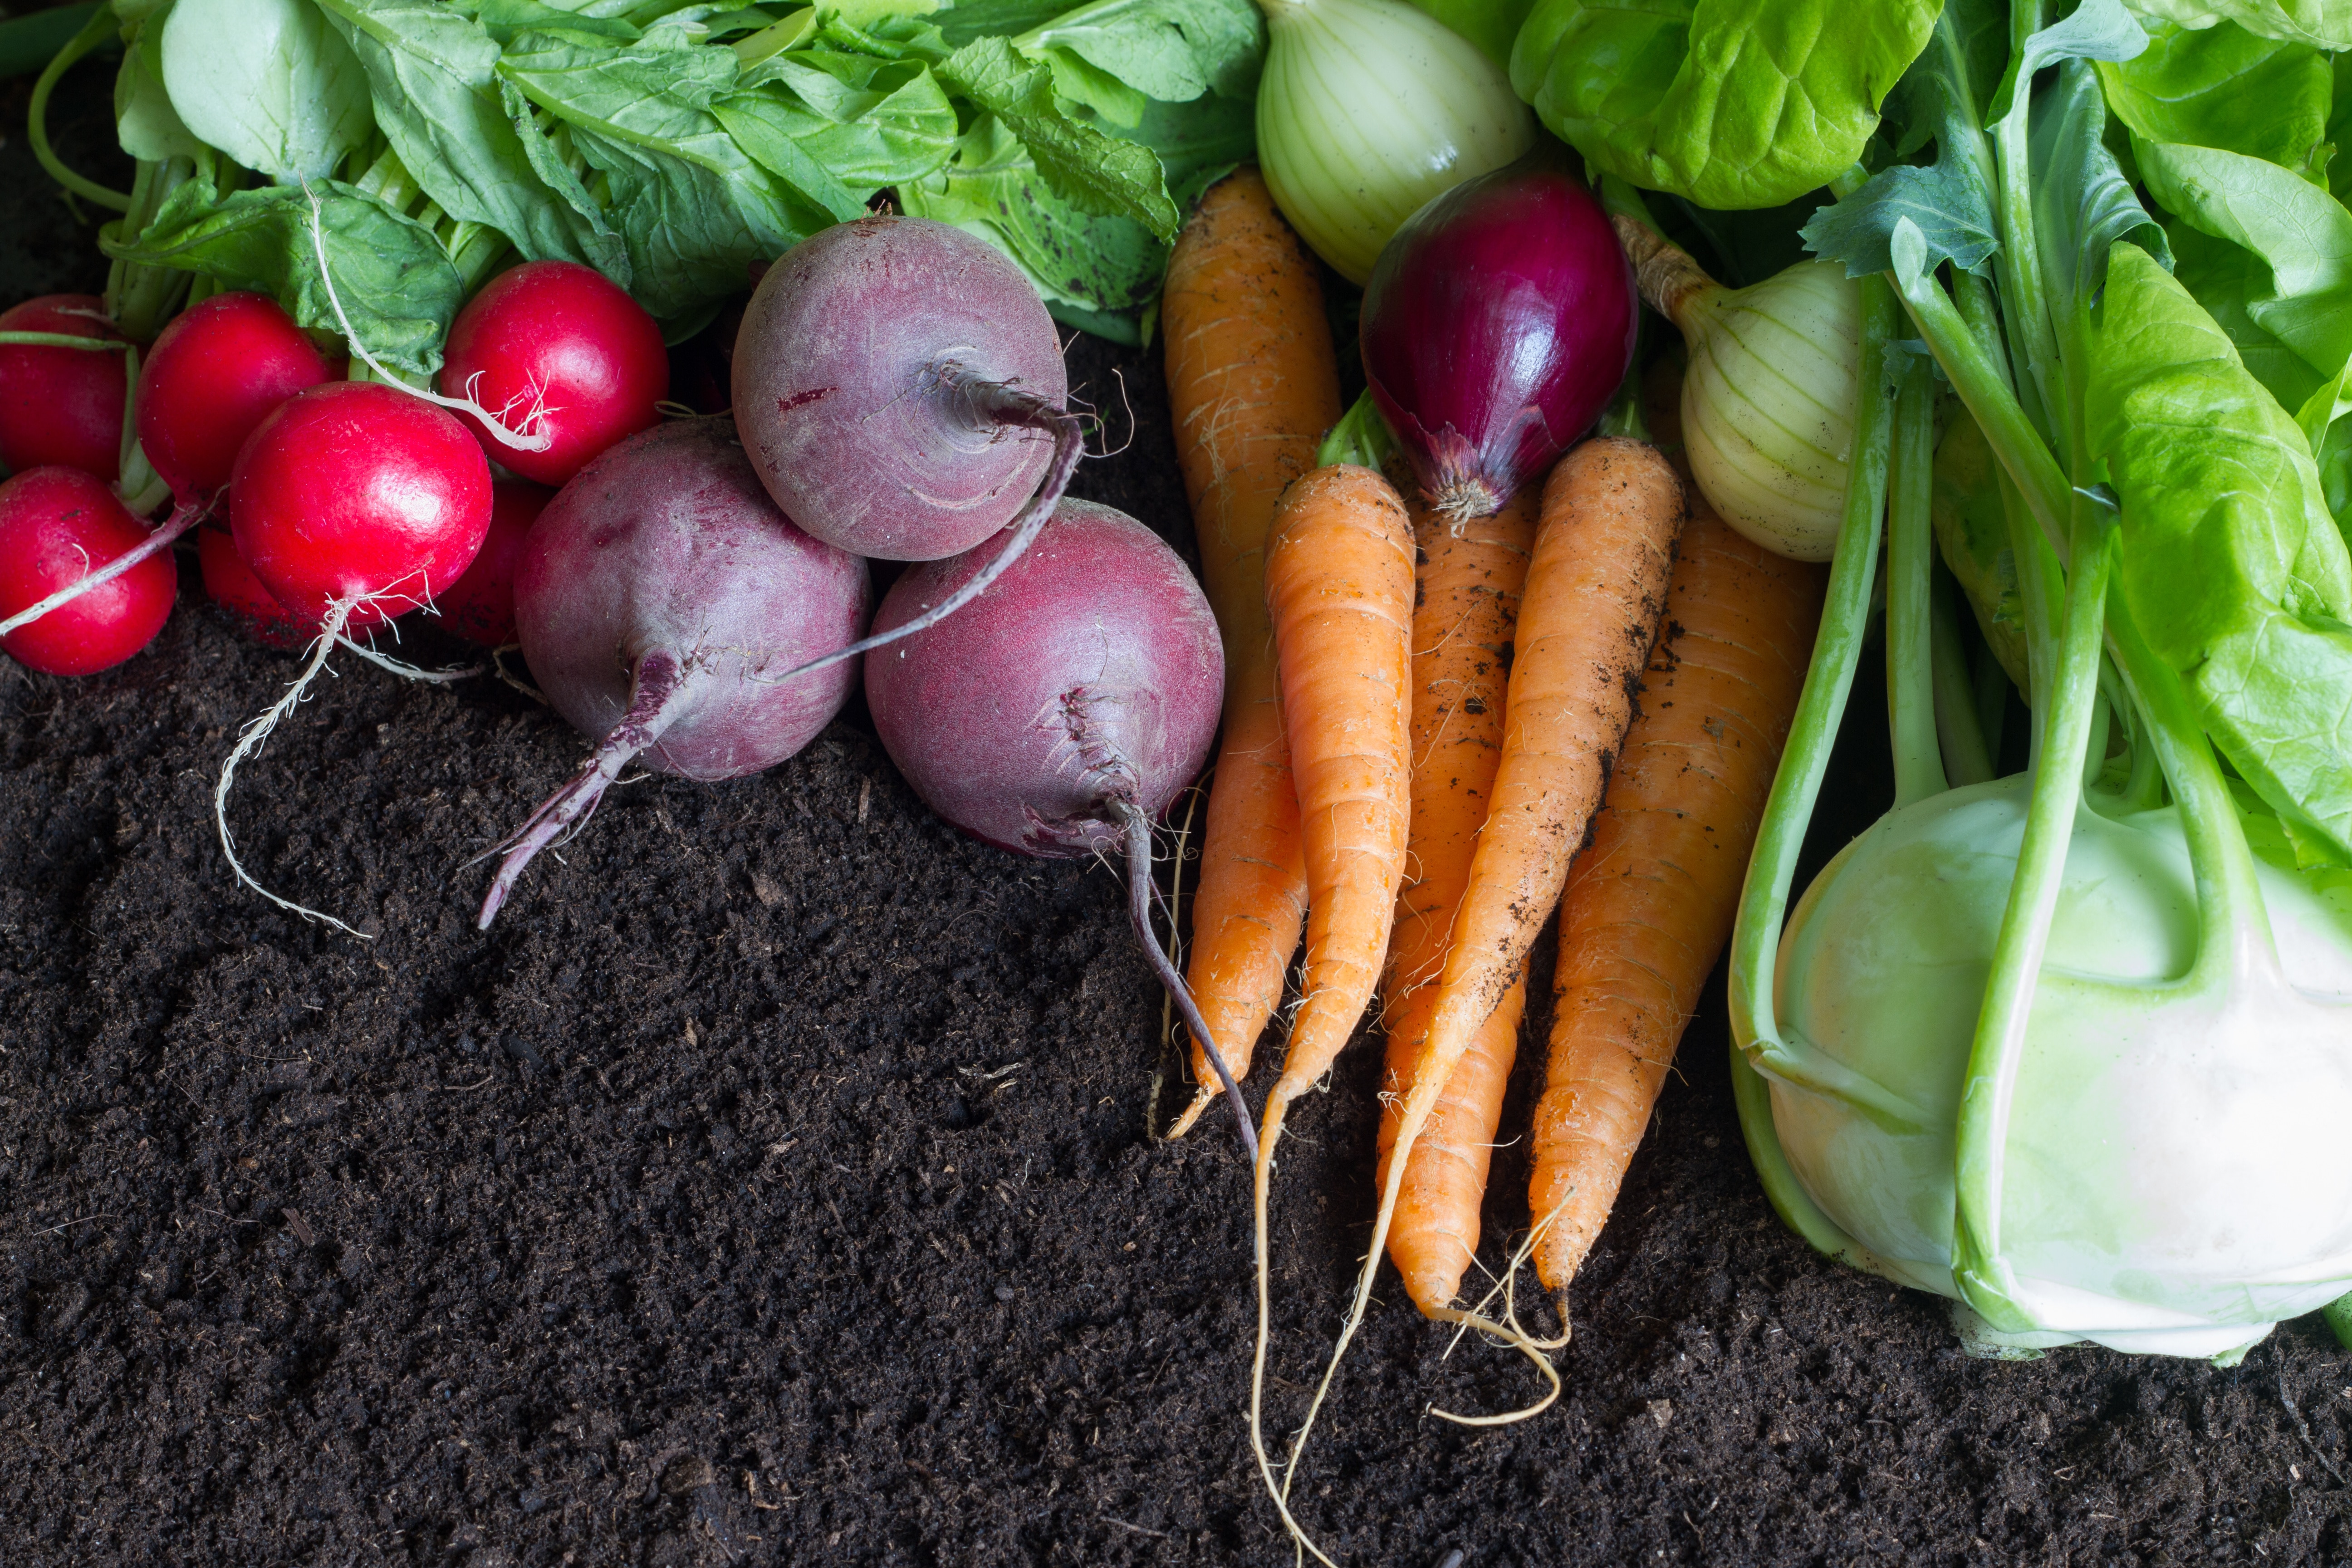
1255;0;1534;284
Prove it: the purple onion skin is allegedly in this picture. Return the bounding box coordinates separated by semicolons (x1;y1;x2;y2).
864;499;1224;859
1361;152;1638;521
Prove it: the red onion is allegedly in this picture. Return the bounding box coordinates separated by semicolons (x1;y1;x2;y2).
1360;150;1638;522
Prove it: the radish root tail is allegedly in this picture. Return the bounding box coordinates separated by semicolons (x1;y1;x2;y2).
0;499;206;638
475;649;696;928
1115;801;1255;1162
753;363;1086;687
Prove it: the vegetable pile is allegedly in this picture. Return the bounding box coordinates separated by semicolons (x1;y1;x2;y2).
9;0;2352;1559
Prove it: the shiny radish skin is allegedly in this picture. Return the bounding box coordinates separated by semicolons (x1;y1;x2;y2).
229;381;493;635
0;294;127;482
732;216;1068;563
0;467;175;676
1362;153;1636;521
437;261;669;487
438;481;550;647
479;419;870;927
197;524;304;651
137;292;333;504
864;499;1225;858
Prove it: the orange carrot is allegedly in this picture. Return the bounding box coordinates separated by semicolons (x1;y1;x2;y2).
1529;369;1825;1294
1372;477;1540;1317
1160;168;1342;1138
1273;439;1682;1542
1248;463;1414;1560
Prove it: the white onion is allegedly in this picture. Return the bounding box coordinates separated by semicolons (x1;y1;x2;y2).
1254;0;1533;284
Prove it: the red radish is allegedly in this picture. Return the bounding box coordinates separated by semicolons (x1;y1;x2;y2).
728;216;1085;685
1360;151;1637;521
438;481;550;647
198;525;303;651
862;498;1245;1143
0;467;174;676
0;295;127;482
230;380;493;635
138;292;332;505
476;418;869;927
437;261;669;486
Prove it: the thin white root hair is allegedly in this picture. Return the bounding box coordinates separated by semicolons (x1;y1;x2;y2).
214;597;374;940
303;183;553;456
491;644;549;705
334;633;483;683
1248;1105;1341;1568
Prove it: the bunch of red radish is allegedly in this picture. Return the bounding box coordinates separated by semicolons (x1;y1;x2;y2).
0;219;1236;1124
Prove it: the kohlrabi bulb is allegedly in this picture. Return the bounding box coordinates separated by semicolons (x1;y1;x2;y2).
1764;775;2352;1359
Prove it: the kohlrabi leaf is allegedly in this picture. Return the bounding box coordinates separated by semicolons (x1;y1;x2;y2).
2122;0;2352;49
115;6;204;163
720;51;958;209
936;34;1179;238
2087;241;2352;863
1509;0;1941;210
1989;0;2147;129
2138;139;2352;383
103;171;462;376
314;0;631;279
2028;60;2169;314
160;0;375;181
2096;19;2330;178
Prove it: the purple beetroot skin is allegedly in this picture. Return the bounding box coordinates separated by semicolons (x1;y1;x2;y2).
478;417;870;926
732;215;1071;564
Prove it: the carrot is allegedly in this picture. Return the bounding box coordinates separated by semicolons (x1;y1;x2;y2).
1247;463;1414;1562
1160;167;1342;1139
1529;368;1826;1294
1372;476;1540;1317
1269;438;1682;1554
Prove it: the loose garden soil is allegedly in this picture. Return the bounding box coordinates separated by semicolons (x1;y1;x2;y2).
3;53;2349;1568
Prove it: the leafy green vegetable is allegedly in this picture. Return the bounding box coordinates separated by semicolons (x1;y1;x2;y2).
160;0;374;181
2096;18;2330;177
1016;0;1259;123
1509;0;1940;210
1930;409;2032;692
936;35;1178;238
104;168;464;375
728;47;960;195
2124;0;2352;50
2086;242;2352;862
1401;0;1535;70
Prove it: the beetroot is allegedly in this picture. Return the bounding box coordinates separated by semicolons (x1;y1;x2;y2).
437;481;549;647
0;294;126;482
229;380;493;635
437;261;669;487
138;292;332;506
0;467;175;676
862;498;1248;1145
477;418;870;927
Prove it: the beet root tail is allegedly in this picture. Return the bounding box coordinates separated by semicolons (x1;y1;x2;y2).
1117;801;1256;1162
477;649;694;929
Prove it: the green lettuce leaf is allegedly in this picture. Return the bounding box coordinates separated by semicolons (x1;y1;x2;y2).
721;47;959;210
1509;0;1940;210
2097;18;2330;177
103;170;463;376
2087;241;2352;862
2122;0;2352;50
935;34;1179;238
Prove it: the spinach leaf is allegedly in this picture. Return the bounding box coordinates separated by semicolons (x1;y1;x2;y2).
116;5;203;164
104;170;463;376
314;0;630;280
720;49;959;211
936;34;1179;238
160;0;375;181
2123;0;2352;49
1015;0;1261;108
2097;19;2329;177
468;0;645;47
2087;241;2352;862
1509;0;1940;210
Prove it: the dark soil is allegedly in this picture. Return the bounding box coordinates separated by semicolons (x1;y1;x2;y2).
5;58;2351;1568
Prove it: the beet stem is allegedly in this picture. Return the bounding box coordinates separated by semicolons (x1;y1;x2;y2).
753;363;1085;686
1117;800;1257;1161
476;649;695;929
0;497;204;637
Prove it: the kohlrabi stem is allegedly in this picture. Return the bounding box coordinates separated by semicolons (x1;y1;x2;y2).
2001;466;2064;745
760;365;1086;685
1990;0;2063;457
1115;801;1256;1162
477;651;695;929
0;500;206;638
1930;578;1994;787
1727;276;1916;1259
1886;355;1945;809
1950;514;2114;1331
28;5;131;213
1971;628;2011;766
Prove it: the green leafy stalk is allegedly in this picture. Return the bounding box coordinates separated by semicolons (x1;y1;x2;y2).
1931;577;1997;787
30;4;133;211
1314;389;1395;472
1886;352;1946;808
